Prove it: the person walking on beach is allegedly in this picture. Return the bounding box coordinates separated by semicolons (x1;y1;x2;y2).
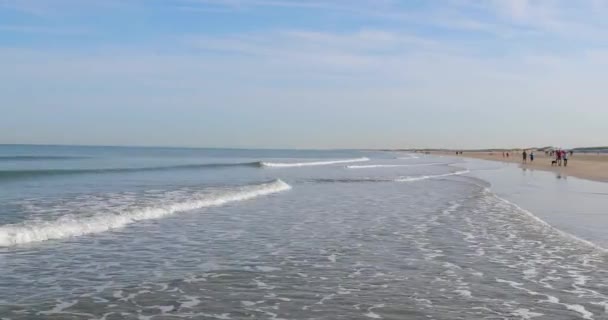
530;151;534;162
556;150;562;166
563;150;568;167
522;150;528;163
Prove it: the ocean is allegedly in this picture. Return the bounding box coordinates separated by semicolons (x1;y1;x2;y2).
1;145;608;319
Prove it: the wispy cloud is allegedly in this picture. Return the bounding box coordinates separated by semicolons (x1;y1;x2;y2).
181;29;450;80
4;0;606;41
0;24;89;35
180;0;388;10
455;0;608;40
0;0;52;15
0;0;141;16
175;0;401;18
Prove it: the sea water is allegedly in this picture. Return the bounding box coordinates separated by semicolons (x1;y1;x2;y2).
1;145;607;319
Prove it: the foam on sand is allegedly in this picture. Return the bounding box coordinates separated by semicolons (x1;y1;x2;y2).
0;180;291;247
260;157;369;168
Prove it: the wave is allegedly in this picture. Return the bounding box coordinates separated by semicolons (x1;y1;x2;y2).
312;171;469;184
397;155;420;160
395;170;470;182
0;180;291;247
0;162;260;181
313;178;392;183
260;157;370;168
0;155;88;161
347;163;441;169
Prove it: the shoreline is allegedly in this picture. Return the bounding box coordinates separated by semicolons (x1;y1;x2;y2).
427;151;608;183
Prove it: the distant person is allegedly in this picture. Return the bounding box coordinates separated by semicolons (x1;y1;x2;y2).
506;152;509;158
556;150;562;166
570;150;573;157
563;150;568;167
522;150;527;163
530;151;534;162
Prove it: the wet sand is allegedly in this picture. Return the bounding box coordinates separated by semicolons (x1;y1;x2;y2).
431;151;608;183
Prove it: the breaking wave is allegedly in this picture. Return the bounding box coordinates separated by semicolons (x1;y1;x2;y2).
312;178;393;183
347;163;441;169
395;170;470;182
260;157;370;168
0;180;291;247
312;171;469;184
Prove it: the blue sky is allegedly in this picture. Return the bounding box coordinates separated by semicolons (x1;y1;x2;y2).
1;0;607;149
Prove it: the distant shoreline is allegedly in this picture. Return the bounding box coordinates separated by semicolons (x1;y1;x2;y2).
425;150;608;183
380;147;608;154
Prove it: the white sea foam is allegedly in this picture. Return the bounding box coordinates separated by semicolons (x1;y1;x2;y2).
486;189;608;253
513;308;544;319
39;300;78;315
0;180;291;247
255;266;281;272
179;295;202;309
395;170;470;182
364;304;385;319
364;312;382;319
347;163;441;169
260;157;369;168
454;289;472;298
564;304;594;320
497;277;595;319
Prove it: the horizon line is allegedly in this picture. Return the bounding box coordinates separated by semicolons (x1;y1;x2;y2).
1;143;606;151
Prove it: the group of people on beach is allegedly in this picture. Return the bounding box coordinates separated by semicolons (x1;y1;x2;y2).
521;150;534;163
501;149;572;167
548;149;571;167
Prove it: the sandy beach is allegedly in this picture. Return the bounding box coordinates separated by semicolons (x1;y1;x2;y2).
431;151;608;183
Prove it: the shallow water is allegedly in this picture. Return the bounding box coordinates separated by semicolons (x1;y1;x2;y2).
1;146;607;319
